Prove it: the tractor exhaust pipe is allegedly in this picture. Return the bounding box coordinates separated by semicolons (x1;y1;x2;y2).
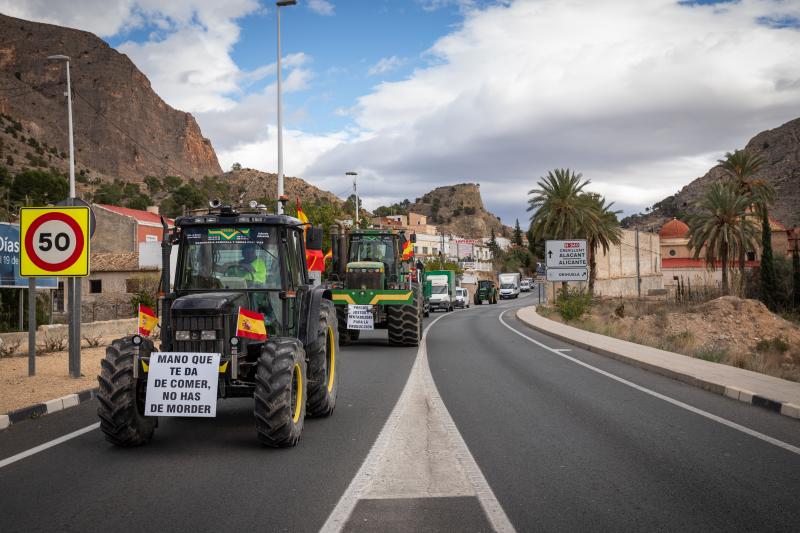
160;216;173;350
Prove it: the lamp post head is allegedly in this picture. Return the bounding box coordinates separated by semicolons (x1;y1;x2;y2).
276;0;297;6
345;171;357;176
47;54;70;62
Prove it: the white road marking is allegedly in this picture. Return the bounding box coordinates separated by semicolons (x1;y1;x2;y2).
321;311;516;533
0;423;100;469
499;310;800;457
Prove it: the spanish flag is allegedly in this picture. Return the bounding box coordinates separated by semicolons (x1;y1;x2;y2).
138;304;159;336
306;249;325;272
296;201;309;225
401;239;414;261
323;249;332;263
236;307;268;341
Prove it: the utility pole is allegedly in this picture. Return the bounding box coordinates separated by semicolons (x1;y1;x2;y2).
635;226;642;298
346;171;358;225
49;54;81;378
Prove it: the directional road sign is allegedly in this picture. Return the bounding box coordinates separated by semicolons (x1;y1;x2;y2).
546;267;588;282
545;240;587;269
20;207;91;277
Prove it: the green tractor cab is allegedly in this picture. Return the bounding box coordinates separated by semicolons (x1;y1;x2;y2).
474;279;498;305
97;204;339;448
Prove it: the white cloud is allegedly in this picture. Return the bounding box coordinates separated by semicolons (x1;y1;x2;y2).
304;0;800;223
307;0;335;16
368;56;407;76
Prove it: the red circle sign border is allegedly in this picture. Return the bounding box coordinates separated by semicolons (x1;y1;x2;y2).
24;211;86;272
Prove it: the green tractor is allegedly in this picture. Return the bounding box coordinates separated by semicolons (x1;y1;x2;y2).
97;204;338;448
473;279;498;305
329;226;425;346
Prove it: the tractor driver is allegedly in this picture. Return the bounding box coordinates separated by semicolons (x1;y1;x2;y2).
240;243;268;287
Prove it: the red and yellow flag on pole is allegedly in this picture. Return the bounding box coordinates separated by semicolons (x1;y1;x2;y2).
306;249;325;272
138;304;158;336
323;249;332;263
401;239;414;261
236;307;268;341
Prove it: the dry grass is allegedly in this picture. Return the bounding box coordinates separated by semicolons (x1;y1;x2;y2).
539;296;800;383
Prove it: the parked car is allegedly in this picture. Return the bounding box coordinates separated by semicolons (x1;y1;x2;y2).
455;287;470;308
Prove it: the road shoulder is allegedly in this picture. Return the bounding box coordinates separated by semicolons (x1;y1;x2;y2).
516;306;800;420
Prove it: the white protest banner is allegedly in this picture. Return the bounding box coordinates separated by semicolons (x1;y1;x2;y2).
347;304;374;330
145;352;220;417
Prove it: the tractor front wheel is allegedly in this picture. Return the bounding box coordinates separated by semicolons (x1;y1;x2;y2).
336;307;360;345
254;339;307;447
97;337;156;447
388;285;422;346
307;300;338;418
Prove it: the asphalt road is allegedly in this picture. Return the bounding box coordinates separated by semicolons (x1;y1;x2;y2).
2;292;799;532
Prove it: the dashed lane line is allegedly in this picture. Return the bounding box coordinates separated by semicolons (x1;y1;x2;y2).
499;310;800;457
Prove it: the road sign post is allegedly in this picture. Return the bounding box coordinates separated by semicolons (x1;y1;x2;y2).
20;207;90;378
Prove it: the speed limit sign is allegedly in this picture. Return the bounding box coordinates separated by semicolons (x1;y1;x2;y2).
20;207;91;277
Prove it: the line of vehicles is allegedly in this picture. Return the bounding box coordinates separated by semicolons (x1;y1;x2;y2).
95;200;537;449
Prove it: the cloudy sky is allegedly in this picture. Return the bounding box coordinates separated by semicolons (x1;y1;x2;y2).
3;0;800;226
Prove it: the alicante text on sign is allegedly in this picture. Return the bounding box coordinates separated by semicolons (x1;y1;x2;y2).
546;267;589;282
347;304;374;330
545;239;588;269
20;207;90;277
145;352;220;417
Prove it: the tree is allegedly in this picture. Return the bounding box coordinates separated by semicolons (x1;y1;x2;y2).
717;149;770;272
759;210;778;310
10;169;68;205
687;182;758;295
231;162;242;171
584;193;623;293
143;175;161;195
513;219;523;246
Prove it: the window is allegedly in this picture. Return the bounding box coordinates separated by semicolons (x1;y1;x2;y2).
89;279;102;294
422;247;428;254
747;251;756;261
669;249;676;257
53;282;65;312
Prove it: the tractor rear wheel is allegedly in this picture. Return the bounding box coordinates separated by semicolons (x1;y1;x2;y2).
388;285;422;346
97;337;156;447
307;300;338;418
336;306;360;345
254;339;307;447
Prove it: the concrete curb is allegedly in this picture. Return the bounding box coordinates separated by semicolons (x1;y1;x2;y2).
515;307;800;421
1;388;98;432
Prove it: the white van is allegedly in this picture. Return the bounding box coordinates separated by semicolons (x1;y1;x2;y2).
455;287;470;308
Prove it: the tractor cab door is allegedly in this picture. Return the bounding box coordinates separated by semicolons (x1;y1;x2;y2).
283;226;308;337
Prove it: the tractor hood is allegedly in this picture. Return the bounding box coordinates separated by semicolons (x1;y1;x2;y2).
172;292;249;313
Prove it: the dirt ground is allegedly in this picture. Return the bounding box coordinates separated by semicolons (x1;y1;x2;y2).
1;340;114;415
542;296;800;383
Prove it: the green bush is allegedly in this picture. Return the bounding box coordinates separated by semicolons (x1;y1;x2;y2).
555;287;591;321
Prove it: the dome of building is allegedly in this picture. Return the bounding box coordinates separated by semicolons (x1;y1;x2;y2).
659;218;689;239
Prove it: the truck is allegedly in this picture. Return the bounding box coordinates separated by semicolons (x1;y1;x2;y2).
97;203;338;448
328;227;424;346
498;272;521;299
473;279;498;305
426;270;456;312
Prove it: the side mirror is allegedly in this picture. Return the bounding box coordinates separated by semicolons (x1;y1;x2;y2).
410;233;417;243
306;227;323;250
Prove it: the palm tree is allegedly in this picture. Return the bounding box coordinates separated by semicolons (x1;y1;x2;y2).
687;182;758;294
528;169;594;295
584;193;623;293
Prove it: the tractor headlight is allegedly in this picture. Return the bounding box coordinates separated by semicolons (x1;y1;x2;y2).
176;331;191;341
201;330;217;340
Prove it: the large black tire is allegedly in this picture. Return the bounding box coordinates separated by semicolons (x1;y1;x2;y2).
97;337;156;447
307;300;339;418
388;285;422;346
336;306;360;345
254;339;307;447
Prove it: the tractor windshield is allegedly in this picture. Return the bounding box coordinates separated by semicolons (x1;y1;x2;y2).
177;226;281;290
348;235;396;266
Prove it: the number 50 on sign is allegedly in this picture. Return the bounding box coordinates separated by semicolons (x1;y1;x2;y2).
20;207;91;277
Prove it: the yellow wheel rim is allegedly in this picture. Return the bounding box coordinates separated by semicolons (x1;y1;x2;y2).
292;363;303;423
327;326;336;392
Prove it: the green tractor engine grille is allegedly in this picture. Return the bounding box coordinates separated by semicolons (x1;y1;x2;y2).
346;270;382;290
172;313;226;354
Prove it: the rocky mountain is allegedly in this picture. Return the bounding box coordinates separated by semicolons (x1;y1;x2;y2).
407;183;511;239
223;168;343;207
623;117;800;230
0;13;221;184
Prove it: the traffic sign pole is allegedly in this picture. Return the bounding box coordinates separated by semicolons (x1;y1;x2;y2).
28;278;36;376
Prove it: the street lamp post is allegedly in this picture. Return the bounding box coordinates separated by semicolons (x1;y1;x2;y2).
346;171;358;225
275;0;296;214
48;54;81;378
